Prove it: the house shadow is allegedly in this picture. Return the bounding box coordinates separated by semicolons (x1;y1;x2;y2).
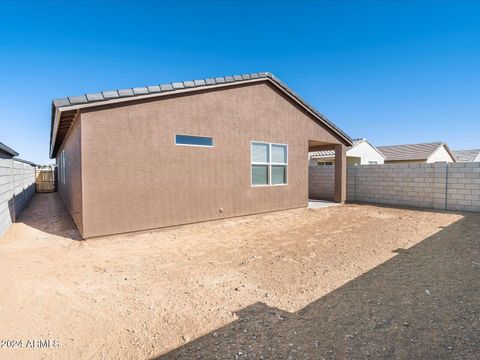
14;192;82;240
155;213;480;359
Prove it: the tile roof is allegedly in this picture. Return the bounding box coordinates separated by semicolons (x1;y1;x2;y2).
0;142;19;157
310;138;366;157
377;142;452;162
50;72;353;157
452;149;480;162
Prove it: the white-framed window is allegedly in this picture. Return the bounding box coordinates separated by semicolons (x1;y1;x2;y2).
175;134;214;147
368;161;378;165
251;141;288;186
317;161;333;166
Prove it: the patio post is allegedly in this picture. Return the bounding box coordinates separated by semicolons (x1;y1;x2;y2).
334;144;347;203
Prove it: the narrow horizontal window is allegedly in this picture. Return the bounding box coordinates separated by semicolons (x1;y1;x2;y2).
175;134;213;147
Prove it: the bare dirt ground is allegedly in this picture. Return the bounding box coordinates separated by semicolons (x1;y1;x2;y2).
0;193;478;360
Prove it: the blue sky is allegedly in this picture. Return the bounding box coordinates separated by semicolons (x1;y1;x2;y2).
1;1;479;164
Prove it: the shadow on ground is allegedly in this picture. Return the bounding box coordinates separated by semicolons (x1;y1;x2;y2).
156;213;480;359
16;192;82;240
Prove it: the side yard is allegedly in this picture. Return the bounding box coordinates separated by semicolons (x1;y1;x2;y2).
0;193;478;359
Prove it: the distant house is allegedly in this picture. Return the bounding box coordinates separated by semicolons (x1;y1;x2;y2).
0;142;19;159
377;142;456;164
452;149;480;162
309;138;385;166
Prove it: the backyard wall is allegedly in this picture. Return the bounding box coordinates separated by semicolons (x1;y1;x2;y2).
0;159;36;236
309;165;335;200
309;162;480;212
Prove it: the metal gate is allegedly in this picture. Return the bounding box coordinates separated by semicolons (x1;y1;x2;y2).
35;169;55;193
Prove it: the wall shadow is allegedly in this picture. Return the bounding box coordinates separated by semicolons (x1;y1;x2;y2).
155;213;480;359
15;192;82;240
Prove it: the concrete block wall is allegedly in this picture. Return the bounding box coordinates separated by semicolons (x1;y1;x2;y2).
308;165;335;200
0;159;36;236
310;162;480;212
445;162;480;212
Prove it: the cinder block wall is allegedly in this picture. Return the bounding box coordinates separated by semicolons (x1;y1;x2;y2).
0;159;36;236
308;165;335;200
309;162;480;212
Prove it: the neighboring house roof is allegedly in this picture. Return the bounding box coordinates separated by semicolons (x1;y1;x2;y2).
310;138;386;159
377;142;456;162
14;158;38;167
50;72;353;158
0;142;19;157
452;149;480;162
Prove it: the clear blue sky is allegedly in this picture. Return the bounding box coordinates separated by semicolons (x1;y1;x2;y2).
1;1;479;164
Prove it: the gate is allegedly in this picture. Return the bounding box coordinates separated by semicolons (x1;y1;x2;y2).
35;169;55;193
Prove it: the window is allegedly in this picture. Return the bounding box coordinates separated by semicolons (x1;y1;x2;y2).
317;161;333;166
60;151;66;184
368;161;378;165
251;142;287;186
175;134;213;147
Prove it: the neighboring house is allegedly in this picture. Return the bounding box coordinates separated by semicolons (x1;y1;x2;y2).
0;142;19;159
377;142;456;164
452;149;480;162
309;138;385;166
50;72;353;238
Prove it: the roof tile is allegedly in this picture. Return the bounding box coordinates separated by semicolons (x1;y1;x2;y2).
118;89;134;97
68;95;88;104
160;84;174;91
193;79;206;86
147;85;161;93
53;98;71;107
86;93;104;101
172;82;185;89
102;90;119;99
133;87;149;95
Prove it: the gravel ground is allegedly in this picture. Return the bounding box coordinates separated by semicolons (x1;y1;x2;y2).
0;193;478;360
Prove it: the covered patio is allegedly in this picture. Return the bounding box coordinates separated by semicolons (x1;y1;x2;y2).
308;141;347;203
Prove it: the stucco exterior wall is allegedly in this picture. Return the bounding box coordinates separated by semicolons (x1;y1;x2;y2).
427;145;455;163
78;82;346;238
56;114;83;234
347;141;385;164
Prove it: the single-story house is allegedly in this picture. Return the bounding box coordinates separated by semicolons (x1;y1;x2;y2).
0;142;19;159
309;138;385;166
452;149;480;162
50;72;353;238
377;142;456;164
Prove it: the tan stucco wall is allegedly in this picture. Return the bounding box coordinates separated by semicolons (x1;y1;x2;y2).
56;114;83;234
77;82;345;238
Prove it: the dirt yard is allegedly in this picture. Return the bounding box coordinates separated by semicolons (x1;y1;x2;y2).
0;193;478;360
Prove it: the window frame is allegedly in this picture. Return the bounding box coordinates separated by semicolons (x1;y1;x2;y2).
251;141;288;187
174;133;214;148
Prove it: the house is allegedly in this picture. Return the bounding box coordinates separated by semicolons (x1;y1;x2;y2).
377;142;456;164
309;138;385;166
0;142;19;159
50;72;353;238
452;149;480;162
